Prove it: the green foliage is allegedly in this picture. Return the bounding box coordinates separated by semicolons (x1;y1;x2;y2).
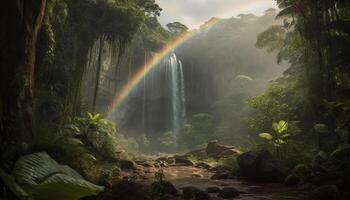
166;22;189;36
0;152;103;200
219;155;239;172
258;120;291;146
75;112;120;160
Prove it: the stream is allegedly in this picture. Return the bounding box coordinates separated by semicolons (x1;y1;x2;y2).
160;165;309;200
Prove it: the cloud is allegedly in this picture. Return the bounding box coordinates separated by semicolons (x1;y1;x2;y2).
155;0;277;29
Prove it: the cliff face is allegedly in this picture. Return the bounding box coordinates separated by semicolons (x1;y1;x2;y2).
177;12;287;116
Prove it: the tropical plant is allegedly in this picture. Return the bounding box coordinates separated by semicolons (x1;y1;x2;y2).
75;112;119;160
259;120;291;146
0;152;103;200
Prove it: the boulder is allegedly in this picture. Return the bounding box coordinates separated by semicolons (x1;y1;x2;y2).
181;186;210;200
119;159;136;170
156;156;175;164
211;172;229;180
293;164;310;176
135;160;154;168
284;174;301;187
218;149;240;158
174;158;194;166
150;181;178;196
186;148;207;157
206;140;237;158
236;150;286;182
311;185;340;200
218;187;239;199
195;162;212;170
111;180;148;200
205;186;221;193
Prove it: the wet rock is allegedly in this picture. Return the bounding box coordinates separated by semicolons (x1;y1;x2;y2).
205;186;221;193
284;174;301;187
218;149;240;158
195;162;212;170
211;172;229;180
206;140;237;158
175;157;194;166
181;186;210;200
119;159;136;170
135;160;154;168
293;164;310;175
150;181;178;196
236;150;286;182
160;162;168;168
190;173;204;178
111;180;148;200
218;187;239;199
311;185;340;200
157;156;175;164
186;148;207;157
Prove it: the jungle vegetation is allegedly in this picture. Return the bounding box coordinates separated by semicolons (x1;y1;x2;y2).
0;0;350;200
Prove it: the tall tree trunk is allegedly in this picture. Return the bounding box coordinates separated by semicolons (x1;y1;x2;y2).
0;0;46;140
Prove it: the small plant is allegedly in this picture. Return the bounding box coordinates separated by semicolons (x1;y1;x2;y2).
258;120;291;159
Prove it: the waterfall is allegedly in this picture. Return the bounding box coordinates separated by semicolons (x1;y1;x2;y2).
167;53;186;135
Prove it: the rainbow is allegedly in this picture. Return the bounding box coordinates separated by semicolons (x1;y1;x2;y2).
107;18;221;118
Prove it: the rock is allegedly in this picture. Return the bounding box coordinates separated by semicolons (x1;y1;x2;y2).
135;160;154;168
159;194;177;200
293;164;310;175
175;157;194;166
181;186;210;200
206;140;237;158
236;150;286;182
284;174;301;187
218;187;239;199
111;180;148;200
190;173;204;178
311;185;340;200
195;162;212;170
211;172;229;180
160;162;168;168
218;149;240;158
119;159;136;170
150;181;178;196
186;148;207;157
205;186;221;193
209;165;227;173
156;156;175;164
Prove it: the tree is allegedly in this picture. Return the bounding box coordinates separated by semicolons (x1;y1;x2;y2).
0;0;46;140
166;22;188;36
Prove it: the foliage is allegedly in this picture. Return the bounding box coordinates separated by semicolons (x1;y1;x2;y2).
75;112;120;160
219;155;239;172
166;22;189;36
0;152;103;200
258;120;291;147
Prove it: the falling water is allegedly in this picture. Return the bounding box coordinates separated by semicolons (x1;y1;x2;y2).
167;53;186;135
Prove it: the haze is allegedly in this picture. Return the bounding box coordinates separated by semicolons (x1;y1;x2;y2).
156;0;278;28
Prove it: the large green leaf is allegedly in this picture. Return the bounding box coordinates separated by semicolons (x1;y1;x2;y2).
11;152;103;200
0;169;29;200
272;120;288;134
258;133;274;140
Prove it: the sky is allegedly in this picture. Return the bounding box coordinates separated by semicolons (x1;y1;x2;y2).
155;0;278;29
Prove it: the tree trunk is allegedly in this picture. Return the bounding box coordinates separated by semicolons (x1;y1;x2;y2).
0;0;46;140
